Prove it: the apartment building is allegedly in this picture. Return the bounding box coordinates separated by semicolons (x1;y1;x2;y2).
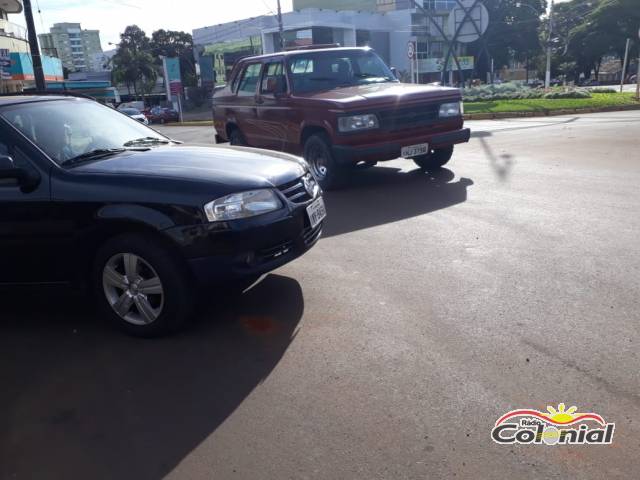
39;22;103;72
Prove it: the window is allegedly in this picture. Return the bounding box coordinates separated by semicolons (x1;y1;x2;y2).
236;63;262;96
261;62;287;94
287;51;395;94
0;99;166;165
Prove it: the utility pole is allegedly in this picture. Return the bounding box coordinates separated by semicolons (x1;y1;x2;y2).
23;0;46;91
636;27;640;100
277;0;284;52
620;38;630;93
545;0;554;89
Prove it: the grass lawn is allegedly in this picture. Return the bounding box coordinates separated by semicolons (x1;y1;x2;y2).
464;92;640;114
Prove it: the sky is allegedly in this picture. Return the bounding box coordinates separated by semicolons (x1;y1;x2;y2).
11;0;569;52
11;0;294;50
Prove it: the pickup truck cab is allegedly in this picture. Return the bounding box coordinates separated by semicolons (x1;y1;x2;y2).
213;46;470;189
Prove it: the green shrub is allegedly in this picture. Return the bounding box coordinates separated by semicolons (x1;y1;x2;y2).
463;83;595;102
463;82;544;102
542;89;592;99
590;88;617;94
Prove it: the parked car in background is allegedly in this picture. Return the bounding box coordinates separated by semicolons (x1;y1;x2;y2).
146;106;180;124
0;94;325;336
213;46;470;189
119;107;149;125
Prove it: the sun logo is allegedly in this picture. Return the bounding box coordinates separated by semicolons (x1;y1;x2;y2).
495;402;606;427
543;403;578;424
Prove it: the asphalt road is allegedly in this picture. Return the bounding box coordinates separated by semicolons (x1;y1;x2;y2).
2;112;639;479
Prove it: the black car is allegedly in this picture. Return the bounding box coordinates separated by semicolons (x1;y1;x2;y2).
0;95;326;336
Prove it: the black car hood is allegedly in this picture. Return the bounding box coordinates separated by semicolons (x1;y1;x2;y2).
70;145;307;188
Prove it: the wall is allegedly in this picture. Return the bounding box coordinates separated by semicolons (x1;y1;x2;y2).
293;0;378;11
9;52;64;81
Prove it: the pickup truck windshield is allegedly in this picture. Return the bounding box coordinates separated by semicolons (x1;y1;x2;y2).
287;50;397;93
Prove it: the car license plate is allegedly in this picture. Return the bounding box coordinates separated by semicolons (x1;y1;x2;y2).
401;143;429;158
306;197;326;229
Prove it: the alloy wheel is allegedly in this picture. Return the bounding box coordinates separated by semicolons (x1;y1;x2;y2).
308;144;329;180
102;253;164;325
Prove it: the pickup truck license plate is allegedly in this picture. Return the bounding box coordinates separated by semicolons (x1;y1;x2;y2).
306;197;326;229
401;143;429;158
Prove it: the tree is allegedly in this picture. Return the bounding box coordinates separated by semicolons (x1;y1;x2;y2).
111;26;157;101
467;0;547;81
558;0;640;82
150;30;197;87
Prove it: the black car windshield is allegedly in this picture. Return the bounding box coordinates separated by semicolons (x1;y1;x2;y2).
287;50;397;93
0;99;169;165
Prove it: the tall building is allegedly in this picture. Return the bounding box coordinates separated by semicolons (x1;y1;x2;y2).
39;22;103;72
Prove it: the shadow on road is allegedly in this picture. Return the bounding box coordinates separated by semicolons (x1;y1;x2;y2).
322;166;473;238
0;274;303;479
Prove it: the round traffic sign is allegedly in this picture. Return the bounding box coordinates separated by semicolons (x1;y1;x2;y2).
447;0;490;44
407;41;415;59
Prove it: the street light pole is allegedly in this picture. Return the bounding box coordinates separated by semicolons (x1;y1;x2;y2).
545;0;554;89
277;0;284;52
23;0;46;91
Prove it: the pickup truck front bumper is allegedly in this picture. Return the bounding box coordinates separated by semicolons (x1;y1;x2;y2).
332;128;471;164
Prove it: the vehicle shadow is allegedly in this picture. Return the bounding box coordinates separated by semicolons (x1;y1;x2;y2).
322;165;474;238
0;274;304;480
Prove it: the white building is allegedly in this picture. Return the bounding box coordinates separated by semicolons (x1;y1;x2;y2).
193;9;411;81
192;5;469;84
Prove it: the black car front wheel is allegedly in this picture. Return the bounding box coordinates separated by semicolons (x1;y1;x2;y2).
304;133;349;190
94;233;194;337
413;146;454;171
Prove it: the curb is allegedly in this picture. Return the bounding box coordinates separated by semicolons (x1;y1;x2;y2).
464;103;640;120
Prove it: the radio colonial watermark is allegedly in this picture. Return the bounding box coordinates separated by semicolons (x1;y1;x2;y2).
491;403;615;446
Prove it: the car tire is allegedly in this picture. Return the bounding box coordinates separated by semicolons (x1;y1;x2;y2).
229;128;247;146
160;118;166;124
94;233;194;337
413;146;454;171
303;133;349;190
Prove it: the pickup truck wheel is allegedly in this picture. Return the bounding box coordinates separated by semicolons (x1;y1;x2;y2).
229;128;246;146
94;233;194;337
304;134;349;190
413;146;454;171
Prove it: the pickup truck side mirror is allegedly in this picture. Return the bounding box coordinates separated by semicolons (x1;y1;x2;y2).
390;67;399;79
0;154;40;192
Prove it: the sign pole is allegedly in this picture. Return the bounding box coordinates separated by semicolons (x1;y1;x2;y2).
620;38;630;93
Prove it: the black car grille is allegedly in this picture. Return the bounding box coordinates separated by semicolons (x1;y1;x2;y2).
303;222;323;246
256;240;294;264
378;103;440;131
278;176;313;203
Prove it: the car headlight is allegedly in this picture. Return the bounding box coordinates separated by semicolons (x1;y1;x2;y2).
338;114;379;133
204;189;283;222
439;102;463;118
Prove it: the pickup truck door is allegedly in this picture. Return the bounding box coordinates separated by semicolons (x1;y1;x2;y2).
233;62;264;147
254;60;293;152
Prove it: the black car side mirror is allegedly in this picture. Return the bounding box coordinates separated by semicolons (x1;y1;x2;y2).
0;154;40;192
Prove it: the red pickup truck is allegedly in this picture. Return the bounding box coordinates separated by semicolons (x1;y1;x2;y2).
213;46;470;189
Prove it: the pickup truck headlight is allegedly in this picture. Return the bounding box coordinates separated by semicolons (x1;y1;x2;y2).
338;114;379;133
439;102;463;118
204;189;283;222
